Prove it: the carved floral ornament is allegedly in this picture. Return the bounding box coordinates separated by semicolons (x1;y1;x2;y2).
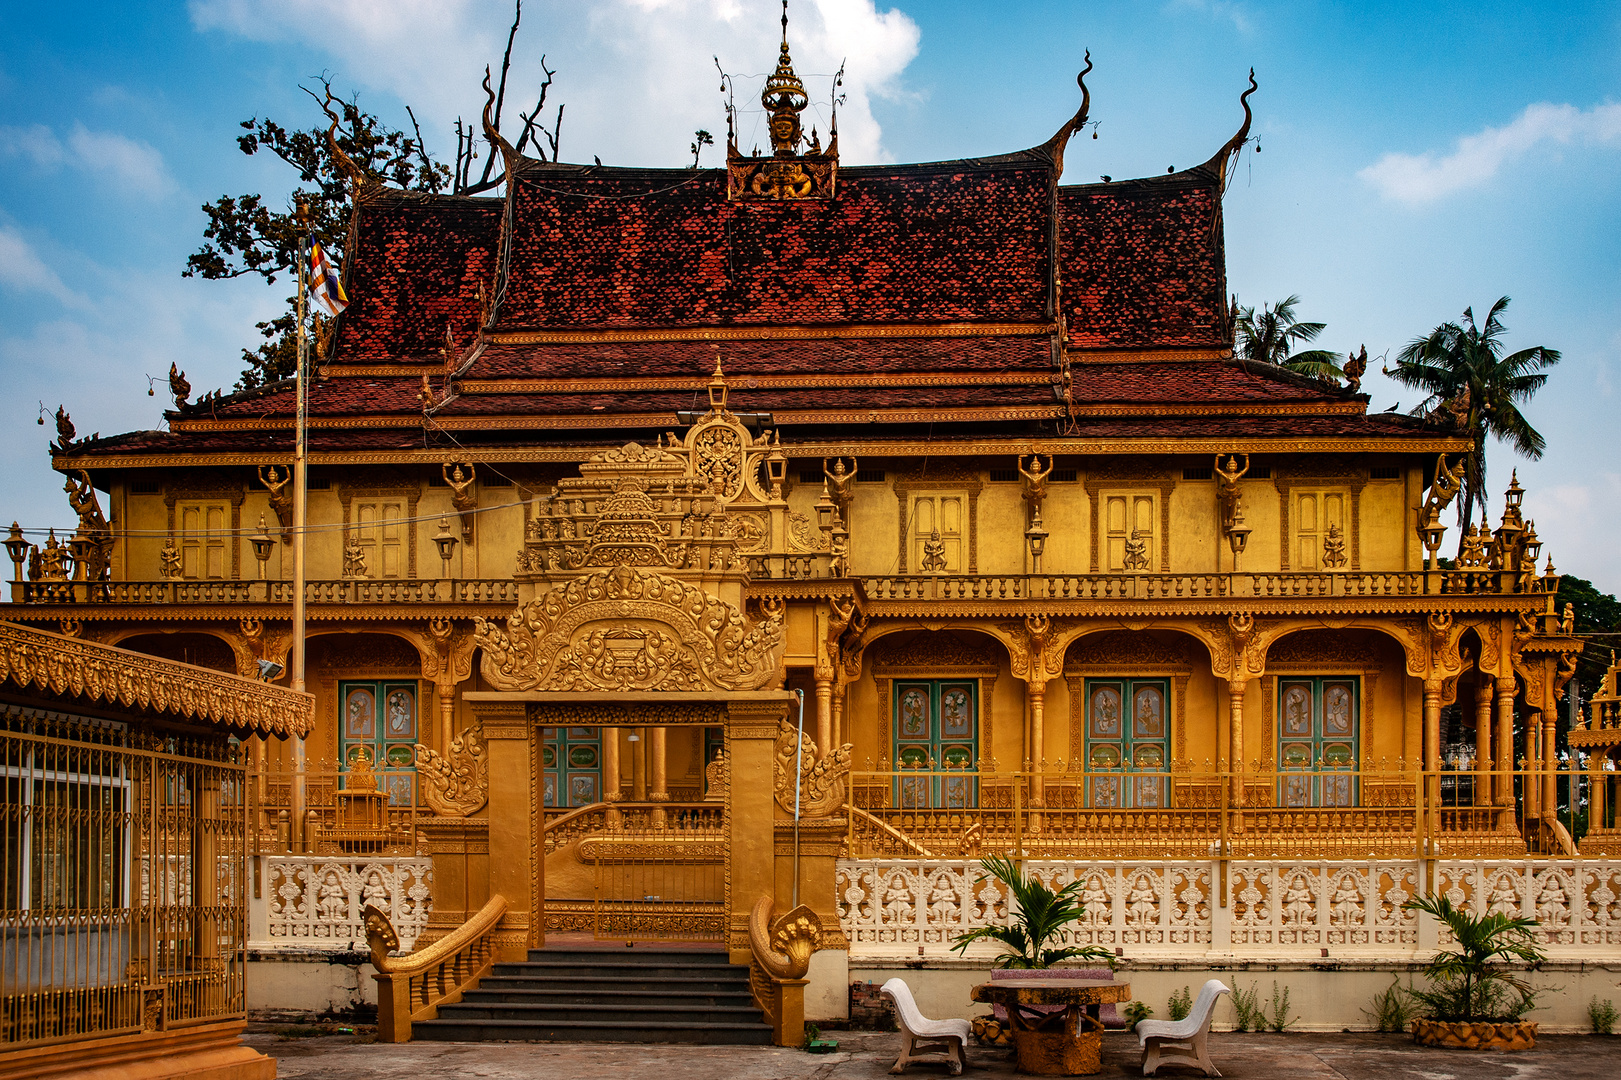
415;717;488;817
474;565;786;692
774;718;852;817
0;620;313;737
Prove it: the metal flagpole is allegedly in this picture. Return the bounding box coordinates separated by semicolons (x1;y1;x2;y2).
290;204;311;850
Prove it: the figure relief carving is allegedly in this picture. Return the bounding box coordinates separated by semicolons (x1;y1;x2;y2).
920;528;948;572
475;567;785;692
824;457;857;518
160;536;183;579
444;462;477;540
774;718;852;817
342;534;367;578
1121;529;1152;571
416;717;489;817
1321;523;1348;568
63;469;113;581
1019;453;1052;525
704;750;729;802
691;422;745;501
258;465;293;544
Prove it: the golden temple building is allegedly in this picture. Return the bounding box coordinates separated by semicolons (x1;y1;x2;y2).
3;20;1614;1050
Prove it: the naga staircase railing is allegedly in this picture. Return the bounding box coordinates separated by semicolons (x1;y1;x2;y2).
366;893;507;1042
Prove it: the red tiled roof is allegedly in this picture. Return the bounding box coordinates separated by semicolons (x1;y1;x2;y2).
469;335;1054;379
495;158;1055;329
330;194;501;363
1060;170;1228;350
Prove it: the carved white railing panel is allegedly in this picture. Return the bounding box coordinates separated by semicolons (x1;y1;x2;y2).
1436;861;1621;949
1228;861;1418;949
835;861;1213;957
837;859;1621;961
250;856;432;953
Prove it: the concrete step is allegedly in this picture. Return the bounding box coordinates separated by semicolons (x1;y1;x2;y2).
464;985;755;1007
437;1001;768;1024
413;1017;774;1045
492;960;749;981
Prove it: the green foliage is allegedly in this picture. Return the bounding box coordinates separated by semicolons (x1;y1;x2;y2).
1362;979;1421;1033
949;856;1116;970
1230;983;1263;1032
1404;892;1546;1022
186;78;450;391
1387;296;1560;544
1167;985;1192;1022
1590;996;1618;1035
1123;1000;1154;1030
1267;982;1295;1032
1233;295;1344;382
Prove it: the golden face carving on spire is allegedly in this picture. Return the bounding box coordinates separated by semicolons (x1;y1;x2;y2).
725;0;838;201
762;1;808;155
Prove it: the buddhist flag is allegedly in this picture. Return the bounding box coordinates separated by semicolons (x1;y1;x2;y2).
306;235;349;316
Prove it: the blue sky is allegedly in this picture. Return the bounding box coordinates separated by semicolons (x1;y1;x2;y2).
1;1;1618;590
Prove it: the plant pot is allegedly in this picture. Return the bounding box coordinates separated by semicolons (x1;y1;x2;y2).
1410;1018;1538;1051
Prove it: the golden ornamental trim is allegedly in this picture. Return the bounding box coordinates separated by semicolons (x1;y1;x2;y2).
460;371;1056;394
490;321;1056;346
474;567;786;692
0;619;313;737
53;435;1474;471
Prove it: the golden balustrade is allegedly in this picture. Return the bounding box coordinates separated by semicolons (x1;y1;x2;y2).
367;892;507;1043
845;758;1604;864
858;569;1549;604
6;578;522;607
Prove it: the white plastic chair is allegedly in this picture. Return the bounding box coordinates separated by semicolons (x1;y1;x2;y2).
1135;979;1230;1077
879;977;972;1075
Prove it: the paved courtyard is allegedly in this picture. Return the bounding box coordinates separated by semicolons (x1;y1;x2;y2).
249;1027;1618;1079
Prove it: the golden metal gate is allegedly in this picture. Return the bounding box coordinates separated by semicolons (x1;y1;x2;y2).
1;706;247;1047
589;802;727;942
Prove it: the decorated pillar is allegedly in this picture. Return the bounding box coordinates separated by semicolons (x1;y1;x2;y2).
465;694;537;960
1227;678;1246;808
1496;671;1517;812
813;676;833;762
1422;678;1443;773
1474;677;1495;808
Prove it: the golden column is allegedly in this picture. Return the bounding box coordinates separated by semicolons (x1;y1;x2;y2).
1474;677;1495;808
1496;671;1517;815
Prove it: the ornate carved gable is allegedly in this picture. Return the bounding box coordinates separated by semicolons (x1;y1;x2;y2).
1265;630;1383;667
474;566;785;692
1064;630;1191;671
871;631;1002;674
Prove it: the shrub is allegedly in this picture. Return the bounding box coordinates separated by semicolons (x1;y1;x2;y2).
1123;1001;1154;1030
1404;893;1546;1023
1363;979;1421;1033
1167;985;1192;1022
1268;982;1295;1032
1230;983;1263;1032
1591;996;1618;1036
950;856;1115;969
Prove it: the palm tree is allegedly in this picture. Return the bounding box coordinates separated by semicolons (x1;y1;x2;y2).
1387;297;1560;543
1233;295;1344;381
1404;893;1545;1022
949;855;1115;969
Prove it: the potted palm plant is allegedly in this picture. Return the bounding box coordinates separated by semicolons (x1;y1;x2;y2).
1404;893;1546;1050
952;856;1116;1065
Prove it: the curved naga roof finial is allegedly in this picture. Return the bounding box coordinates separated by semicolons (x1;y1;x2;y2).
1205;67;1258;183
1038;50;1094;173
481;66;522;180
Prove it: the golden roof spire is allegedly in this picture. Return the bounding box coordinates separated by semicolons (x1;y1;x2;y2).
761;0;809;155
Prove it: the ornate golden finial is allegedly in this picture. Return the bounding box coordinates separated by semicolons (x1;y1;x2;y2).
762;0;809;156
708;354;729;412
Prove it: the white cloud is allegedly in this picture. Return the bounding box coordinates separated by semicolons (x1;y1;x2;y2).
188;0;920;166
1164;0;1254;35
0;122;173;197
0;227;88;308
1360;101;1621;204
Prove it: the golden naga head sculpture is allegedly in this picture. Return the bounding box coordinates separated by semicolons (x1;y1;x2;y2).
762;1;809;155
749;893;823;981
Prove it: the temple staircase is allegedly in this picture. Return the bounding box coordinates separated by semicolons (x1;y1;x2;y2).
413;945;773;1044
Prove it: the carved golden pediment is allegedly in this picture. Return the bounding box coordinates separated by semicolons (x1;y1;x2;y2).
1064;630;1191;670
474;566;785;692
416;718;488;817
871;630;1001;673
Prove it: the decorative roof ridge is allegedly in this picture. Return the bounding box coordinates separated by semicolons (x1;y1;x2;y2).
1031;50;1093;176
1216;356;1365;401
1201;68;1258;182
166;376;298;422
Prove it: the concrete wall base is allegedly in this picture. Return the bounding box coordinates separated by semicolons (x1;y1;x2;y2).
246;952;378;1019
839;958;1621;1033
